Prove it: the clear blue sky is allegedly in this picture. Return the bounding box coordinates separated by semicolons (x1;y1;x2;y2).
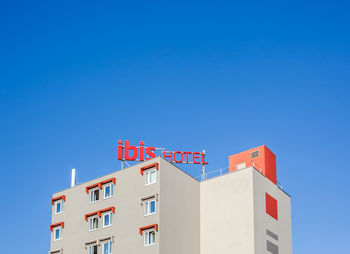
1;0;349;253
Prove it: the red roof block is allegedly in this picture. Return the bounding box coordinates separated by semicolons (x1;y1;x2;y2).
228;145;277;184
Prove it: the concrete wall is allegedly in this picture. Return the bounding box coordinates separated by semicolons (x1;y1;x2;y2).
159;159;200;254
252;170;292;254
200;167;292;254
49;158;292;254
50;158;162;254
200;167;256;254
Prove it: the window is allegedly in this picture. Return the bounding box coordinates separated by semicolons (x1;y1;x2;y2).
54;227;62;241
145;169;156;185
103;212;113;227
103;241;112;254
55;200;63;214
144;230;156;246
90;189;100;203
104;184;114;199
237;162;246;170
89;245;98;254
144;199;156;216
89;217;98;231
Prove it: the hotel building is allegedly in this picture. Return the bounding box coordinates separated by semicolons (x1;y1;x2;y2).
49;145;292;254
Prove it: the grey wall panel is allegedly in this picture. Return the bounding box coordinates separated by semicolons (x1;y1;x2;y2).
267;240;279;254
266;229;279;241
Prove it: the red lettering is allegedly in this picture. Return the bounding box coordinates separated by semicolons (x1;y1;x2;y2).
118;140;209;165
201;152;208;164
117;140;123;160
183;152;192;163
173;151;183;163
192;152;200;164
125;140;138;160
162;150;173;162
140;141;145;161
146;147;156;160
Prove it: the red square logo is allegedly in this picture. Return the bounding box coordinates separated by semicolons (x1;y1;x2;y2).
266;193;278;220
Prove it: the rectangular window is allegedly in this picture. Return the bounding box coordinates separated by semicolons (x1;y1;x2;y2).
144;230;156;246
89;217;98;231
145;169;156;185
55;200;63;214
89;245;98;254
54;227;62;241
103;212;113;227
144;199;156;216
237;162;246;170
103;240;112;254
90;189;100;203
104;184;114;199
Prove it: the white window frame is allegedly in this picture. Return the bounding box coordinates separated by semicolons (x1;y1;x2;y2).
89;216;98;231
104;183;114;199
144;229;156;246
103;212;113;228
88;244;98;254
237;162;246;170
55;200;63;214
145;169;156;186
53;227;62;241
90;188;100;203
102;240;112;254
144;199;156;216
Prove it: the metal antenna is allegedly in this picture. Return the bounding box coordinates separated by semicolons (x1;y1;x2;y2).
201;150;206;181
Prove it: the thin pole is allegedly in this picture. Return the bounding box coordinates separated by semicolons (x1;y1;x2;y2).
201;150;206;181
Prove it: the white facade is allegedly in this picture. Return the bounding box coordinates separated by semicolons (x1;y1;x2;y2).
49;157;291;254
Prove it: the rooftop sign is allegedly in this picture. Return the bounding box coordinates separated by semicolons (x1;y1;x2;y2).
117;140;208;165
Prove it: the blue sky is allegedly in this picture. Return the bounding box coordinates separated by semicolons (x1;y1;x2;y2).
1;0;349;253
